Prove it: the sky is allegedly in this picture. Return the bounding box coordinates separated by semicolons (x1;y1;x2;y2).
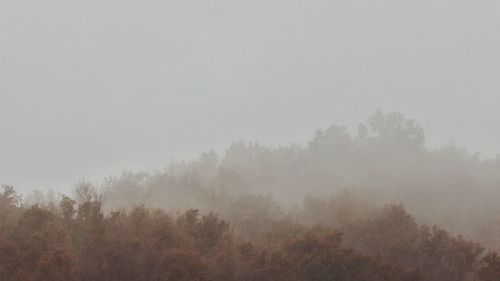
1;0;499;193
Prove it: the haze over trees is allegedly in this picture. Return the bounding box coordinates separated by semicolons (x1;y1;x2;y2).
2;111;500;281
98;111;500;249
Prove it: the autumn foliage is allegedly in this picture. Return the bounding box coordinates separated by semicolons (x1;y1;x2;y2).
1;185;498;281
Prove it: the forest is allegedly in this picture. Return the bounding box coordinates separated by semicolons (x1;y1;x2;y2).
2;111;500;281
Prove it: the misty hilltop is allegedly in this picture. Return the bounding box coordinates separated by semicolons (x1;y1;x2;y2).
4;111;500;281
24;111;500;251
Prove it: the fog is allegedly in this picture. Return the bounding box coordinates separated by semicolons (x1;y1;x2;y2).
1;0;499;194
2;2;500;280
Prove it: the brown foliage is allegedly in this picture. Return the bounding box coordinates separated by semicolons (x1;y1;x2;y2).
0;186;490;281
477;251;500;281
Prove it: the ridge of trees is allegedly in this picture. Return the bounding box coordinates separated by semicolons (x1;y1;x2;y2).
80;111;500;249
5;111;500;280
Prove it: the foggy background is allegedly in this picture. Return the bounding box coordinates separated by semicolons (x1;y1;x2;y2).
1;0;499;193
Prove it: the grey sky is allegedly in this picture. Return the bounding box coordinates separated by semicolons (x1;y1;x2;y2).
1;0;499;193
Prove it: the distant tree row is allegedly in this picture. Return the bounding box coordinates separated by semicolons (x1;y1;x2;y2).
90;111;500;249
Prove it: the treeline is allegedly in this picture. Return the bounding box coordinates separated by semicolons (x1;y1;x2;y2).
9;111;500;280
2;185;500;281
83;111;500;249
